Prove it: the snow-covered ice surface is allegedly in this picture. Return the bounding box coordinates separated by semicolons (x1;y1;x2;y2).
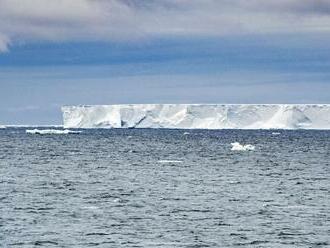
26;129;81;135
0;125;6;129
231;142;255;151
62;104;330;129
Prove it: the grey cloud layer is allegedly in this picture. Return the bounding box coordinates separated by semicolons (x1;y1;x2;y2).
1;0;330;51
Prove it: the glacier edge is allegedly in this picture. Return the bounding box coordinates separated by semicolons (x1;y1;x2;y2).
62;104;330;130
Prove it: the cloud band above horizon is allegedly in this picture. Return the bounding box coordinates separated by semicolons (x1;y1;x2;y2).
1;0;330;52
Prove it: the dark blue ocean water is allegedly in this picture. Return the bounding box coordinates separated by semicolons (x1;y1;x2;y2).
0;128;329;247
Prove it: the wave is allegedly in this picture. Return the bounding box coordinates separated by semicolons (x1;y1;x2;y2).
231;142;255;151
26;129;81;135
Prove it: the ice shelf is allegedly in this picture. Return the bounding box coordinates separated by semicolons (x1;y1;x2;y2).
62;104;330;129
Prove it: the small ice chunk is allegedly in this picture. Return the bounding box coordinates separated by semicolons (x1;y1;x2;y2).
272;132;281;135
231;142;255;151
183;132;190;135
158;160;183;163
26;129;81;135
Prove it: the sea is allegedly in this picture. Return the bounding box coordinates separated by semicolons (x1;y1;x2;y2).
0;127;329;247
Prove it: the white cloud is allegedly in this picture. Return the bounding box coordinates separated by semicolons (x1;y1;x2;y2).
0;0;330;52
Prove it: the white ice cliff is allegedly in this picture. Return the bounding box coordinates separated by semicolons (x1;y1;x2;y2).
62;104;330;129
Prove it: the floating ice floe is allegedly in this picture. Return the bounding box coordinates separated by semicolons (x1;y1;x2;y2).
0;125;6;129
231;142;255;151
183;132;190;135
26;129;81;135
272;132;281;135
158;160;183;163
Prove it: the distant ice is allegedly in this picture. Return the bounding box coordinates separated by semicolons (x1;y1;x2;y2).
183;132;190;135
272;132;281;135
62;104;330;129
26;129;81;135
158;160;183;163
231;142;255;151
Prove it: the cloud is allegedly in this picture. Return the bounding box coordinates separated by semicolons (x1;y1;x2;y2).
0;0;330;52
0;33;10;52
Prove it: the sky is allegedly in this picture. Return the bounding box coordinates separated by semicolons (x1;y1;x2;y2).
0;0;330;125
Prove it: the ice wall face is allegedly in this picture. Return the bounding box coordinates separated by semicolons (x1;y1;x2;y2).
62;104;330;129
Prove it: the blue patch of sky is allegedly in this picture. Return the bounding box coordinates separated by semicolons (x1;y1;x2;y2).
1;34;330;73
0;34;330;124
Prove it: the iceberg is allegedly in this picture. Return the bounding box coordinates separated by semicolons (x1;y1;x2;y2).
62;104;330;130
